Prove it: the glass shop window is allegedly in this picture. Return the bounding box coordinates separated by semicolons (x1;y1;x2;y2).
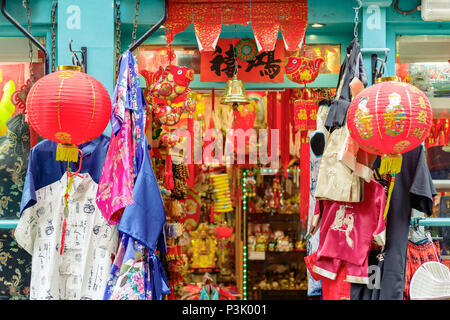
136;46;200;75
397;34;450;266
286;43;341;75
0;37;45;95
0;36;45;301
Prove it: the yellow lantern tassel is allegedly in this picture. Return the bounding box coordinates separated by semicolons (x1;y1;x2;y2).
56;143;79;163
379;154;402;219
384;174;396;219
379;154;402;176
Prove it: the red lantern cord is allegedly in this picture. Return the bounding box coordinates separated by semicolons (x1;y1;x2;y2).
60;149;84;255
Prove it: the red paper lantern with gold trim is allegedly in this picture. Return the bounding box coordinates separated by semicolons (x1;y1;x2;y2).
26;66;111;162
347;77;433;217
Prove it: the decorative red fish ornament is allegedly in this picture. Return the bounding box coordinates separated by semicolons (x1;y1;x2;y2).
146;65;194;101
141;65;195;126
284;56;324;85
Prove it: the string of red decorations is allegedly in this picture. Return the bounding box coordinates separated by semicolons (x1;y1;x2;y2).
164;0;308;52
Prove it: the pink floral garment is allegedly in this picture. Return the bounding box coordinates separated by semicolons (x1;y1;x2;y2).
96;100;135;224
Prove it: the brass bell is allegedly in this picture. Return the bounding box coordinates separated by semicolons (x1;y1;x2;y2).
220;74;250;110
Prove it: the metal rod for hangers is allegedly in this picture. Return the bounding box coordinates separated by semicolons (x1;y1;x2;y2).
128;0;168;52
0;219;19;229
411;217;450;228
1;0;49;75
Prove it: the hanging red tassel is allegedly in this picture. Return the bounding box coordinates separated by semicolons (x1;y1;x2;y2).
281;90;291;179
210;204;214;223
164;153;174;190
60;217;67;255
187;116;195;188
299;131;310;225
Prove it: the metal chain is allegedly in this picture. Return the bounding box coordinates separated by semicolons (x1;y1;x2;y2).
50;0;58;72
23;0;34;81
131;0;140;45
353;0;362;38
114;0;121;80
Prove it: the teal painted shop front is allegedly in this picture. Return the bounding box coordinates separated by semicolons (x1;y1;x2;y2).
0;0;449;302
1;0;449;94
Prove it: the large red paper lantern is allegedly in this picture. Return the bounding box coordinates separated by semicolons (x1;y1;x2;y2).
26;66;111;162
347;77;433;217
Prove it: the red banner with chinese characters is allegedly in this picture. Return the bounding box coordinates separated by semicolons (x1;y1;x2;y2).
200;39;285;83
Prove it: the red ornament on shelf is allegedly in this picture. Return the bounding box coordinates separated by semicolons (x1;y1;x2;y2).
347;77;433;217
26;66;111;162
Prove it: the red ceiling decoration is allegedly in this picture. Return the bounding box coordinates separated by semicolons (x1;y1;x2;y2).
164;0;308;53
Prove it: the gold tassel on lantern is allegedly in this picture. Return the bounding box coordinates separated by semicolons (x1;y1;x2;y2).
379;154;403;219
56;143;79;163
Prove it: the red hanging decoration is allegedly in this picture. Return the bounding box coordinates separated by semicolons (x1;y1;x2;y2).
215;226;233;239
187;115;195;188
221;0;250;25
281;90;291;179
161;132;183;190
285;56;324;85
142;64;194;126
347;78;433;218
251;1;280;52
164;1;193;44
279;0;308;51
26;66;111;162
164;0;308;54
294;91;318;225
193;3;222;52
425;118;449;148
164;153;174;191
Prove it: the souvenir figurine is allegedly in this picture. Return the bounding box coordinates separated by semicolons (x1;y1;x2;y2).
189;223;218;269
255;234;267;252
289;272;296;289
272;177;282;209
271;281;280;290
277;236;291;252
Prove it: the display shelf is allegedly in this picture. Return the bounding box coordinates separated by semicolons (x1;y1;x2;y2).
248;250;307;261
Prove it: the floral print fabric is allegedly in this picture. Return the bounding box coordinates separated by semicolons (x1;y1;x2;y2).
101;51;169;300
104;234;151;300
0;113;30;219
96;50;146;224
0;229;31;300
96;111;135;224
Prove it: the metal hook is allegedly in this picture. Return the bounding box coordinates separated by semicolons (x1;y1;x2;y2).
68;39;87;72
